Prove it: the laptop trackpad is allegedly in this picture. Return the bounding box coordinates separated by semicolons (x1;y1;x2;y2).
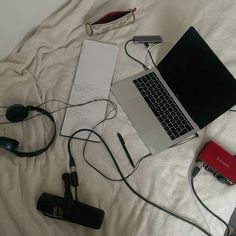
123;96;163;134
123;96;172;153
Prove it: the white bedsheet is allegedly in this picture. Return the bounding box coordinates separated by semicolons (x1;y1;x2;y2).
0;0;236;236
0;0;65;59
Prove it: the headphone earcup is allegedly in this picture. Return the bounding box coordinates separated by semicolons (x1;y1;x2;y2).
0;136;19;151
6;104;29;122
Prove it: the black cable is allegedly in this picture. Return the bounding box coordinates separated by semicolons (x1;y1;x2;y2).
0;98;117;124
0;97;151;180
0;100;62;117
82;148;151;182
67;100;152;182
0;98;214;234
147;48;158;68
65;102;210;234
0;97;198;179
71;97;154;182
190;176;230;236
74;187;78;201
37;99;70;107
68;128;211;236
82;102;150;181
124;40;149;70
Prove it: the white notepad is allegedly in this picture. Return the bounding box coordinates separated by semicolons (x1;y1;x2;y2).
60;40;118;141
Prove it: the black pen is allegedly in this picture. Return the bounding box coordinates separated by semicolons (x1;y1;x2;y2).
117;132;135;168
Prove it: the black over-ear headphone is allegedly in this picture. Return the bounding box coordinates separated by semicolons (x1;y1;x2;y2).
0;104;56;157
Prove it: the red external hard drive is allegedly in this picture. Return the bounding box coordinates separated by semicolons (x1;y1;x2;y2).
198;141;236;185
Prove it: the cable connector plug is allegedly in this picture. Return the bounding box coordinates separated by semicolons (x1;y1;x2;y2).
70;166;79;187
191;160;203;178
144;42;150;49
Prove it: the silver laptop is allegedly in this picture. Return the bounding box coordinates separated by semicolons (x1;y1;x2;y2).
112;27;236;154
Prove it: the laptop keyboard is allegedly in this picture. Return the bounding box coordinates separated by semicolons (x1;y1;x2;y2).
133;72;194;140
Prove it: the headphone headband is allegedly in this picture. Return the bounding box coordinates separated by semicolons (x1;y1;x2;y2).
0;105;56;157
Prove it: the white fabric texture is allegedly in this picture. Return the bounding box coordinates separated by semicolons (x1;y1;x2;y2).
0;0;236;236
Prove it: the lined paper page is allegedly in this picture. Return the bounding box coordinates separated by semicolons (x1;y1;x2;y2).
60;40;118;141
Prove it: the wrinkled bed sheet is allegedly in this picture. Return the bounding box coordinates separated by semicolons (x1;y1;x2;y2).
0;0;236;236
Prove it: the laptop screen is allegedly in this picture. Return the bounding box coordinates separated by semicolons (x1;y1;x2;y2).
157;27;236;129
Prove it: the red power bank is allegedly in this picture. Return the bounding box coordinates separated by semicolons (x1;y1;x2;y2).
198;141;236;185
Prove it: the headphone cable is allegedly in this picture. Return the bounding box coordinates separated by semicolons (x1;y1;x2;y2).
68;128;211;236
0;98;213;234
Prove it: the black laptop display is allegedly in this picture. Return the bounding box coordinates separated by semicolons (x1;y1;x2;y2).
157;27;236;129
